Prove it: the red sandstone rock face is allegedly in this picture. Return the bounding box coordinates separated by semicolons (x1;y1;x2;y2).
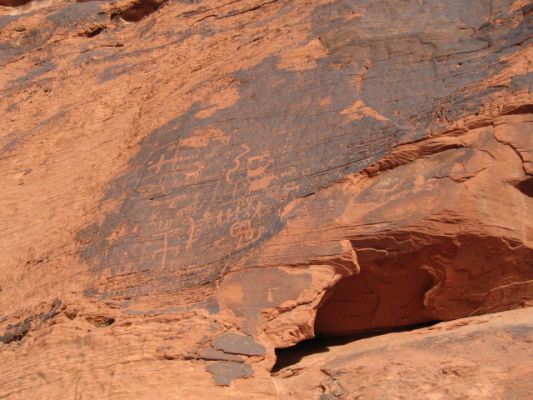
0;0;531;398
275;308;533;399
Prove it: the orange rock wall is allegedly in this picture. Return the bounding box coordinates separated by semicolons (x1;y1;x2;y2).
0;0;531;398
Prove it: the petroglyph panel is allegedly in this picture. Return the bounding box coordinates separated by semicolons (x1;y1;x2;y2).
77;1;531;305
79;55;407;301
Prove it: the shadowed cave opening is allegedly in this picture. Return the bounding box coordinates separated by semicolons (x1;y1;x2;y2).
271;230;532;372
313;264;437;338
272;320;438;373
272;265;441;372
272;236;449;372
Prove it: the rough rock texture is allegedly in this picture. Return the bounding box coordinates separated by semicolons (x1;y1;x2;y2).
0;0;531;398
274;308;533;399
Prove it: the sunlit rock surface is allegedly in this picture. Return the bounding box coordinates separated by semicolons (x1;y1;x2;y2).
0;0;531;398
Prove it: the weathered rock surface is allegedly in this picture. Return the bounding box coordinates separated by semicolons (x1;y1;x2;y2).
0;0;531;398
274;308;533;400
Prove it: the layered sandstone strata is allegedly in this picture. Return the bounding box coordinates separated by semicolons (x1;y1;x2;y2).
0;0;531;398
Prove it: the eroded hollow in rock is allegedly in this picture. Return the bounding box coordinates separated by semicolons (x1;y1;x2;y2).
516;177;533;197
115;0;167;22
314;264;436;337
0;0;32;6
313;232;533;337
314;237;441;337
80;26;105;38
272;231;532;372
272;321;438;373
272;230;532;373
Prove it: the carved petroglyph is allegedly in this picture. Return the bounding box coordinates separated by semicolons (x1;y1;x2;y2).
181;128;230;148
226;144;250;184
341;100;388;122
249;175;278;192
283;182;300;201
183;161;205;185
247;151;272;178
230;219;266;250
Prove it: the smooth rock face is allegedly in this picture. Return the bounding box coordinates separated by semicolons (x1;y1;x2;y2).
0;0;531;398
